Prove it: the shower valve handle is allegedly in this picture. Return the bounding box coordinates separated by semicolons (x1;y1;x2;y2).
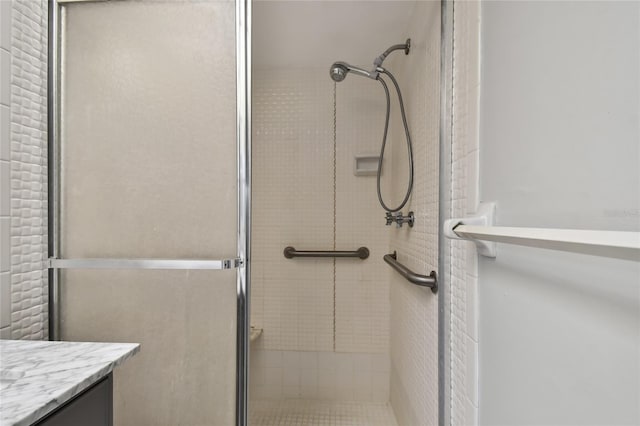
385;212;394;226
392;211;415;228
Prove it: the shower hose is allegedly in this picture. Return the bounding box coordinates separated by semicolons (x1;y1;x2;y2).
376;68;414;213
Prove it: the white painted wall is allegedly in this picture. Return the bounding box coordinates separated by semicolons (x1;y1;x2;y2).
478;2;640;425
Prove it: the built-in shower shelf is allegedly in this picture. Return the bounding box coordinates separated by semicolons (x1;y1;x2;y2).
250;326;263;343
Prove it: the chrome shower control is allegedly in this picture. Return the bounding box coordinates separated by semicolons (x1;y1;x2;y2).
394;211;415;228
385;212;394;226
385;211;414;227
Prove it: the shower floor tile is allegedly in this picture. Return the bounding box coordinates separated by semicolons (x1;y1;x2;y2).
249;399;399;426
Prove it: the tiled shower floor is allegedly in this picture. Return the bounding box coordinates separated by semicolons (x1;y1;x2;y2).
249;399;399;426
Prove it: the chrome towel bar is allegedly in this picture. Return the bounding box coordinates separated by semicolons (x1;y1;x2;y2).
384;251;438;293
48;258;242;270
284;246;370;259
444;202;640;260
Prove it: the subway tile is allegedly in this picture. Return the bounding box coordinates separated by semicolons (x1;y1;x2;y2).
317;351;336;371
465;335;478;405
282;350;301;371
263;367;283;388
0;160;9;216
370;353;390;373
250;360;265;387
256;384;281;400
299;368;318;397
0;272;9;328
0;325;10;339
0;49;8;106
317;368;340;390
262;350;283;368
465;396;479;426
0;217;9;272
466;241;478;278
251;348;266;369
352;353;372;372
282;385;300;399
466;273;478;342
282;365;300;388
465;150;479;215
299;351;318;370
0;105;9;161
334;352;355;374
0;1;10;51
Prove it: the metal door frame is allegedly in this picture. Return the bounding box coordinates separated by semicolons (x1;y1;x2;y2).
47;1;252;425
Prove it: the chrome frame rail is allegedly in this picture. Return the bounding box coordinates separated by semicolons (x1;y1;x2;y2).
47;0;61;341
48;258;242;270
235;0;252;424
283;246;370;260
383;251;438;293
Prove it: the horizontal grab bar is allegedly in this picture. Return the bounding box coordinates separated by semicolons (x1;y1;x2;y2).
48;258;242;270
284;246;370;259
383;252;437;293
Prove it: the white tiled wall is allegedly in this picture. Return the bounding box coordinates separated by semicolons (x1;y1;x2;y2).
250;349;390;403
450;2;481;425
386;2;441;425
252;68;335;352
0;0;48;341
0;0;13;339
335;75;391;355
251;67;391;402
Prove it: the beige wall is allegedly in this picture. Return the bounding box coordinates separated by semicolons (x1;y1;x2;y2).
59;2;237;425
387;2;441;425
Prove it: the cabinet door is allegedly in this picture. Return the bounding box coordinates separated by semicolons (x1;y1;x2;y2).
36;375;112;426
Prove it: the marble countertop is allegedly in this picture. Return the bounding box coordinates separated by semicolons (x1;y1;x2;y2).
0;340;140;426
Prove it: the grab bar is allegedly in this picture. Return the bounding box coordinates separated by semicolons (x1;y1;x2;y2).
383;251;438;293
284;246;370;259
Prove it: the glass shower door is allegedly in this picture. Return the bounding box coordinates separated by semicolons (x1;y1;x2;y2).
48;1;250;425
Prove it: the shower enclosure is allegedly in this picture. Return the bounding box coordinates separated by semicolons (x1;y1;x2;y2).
249;2;442;425
47;0;251;425
47;0;447;425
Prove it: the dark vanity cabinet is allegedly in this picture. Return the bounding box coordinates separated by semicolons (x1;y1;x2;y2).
34;374;113;426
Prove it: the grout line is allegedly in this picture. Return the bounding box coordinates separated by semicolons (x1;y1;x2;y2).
332;81;337;352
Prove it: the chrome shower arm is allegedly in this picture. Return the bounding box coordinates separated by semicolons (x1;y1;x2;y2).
373;38;411;67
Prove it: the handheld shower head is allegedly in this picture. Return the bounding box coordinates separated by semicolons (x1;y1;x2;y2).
330;62;349;82
329;61;376;82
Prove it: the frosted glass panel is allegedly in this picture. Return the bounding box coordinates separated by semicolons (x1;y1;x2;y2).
58;1;237;425
60;269;237;426
60;0;237;259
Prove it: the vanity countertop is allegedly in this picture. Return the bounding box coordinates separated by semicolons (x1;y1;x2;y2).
0;340;139;426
